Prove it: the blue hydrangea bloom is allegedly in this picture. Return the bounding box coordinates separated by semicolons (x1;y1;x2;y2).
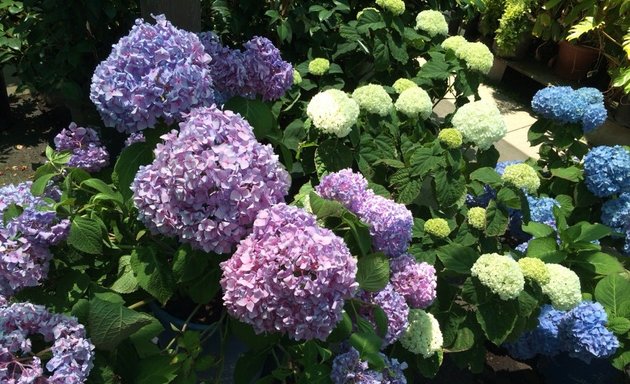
624;224;630;256
583;146;630;197
505;305;565;358
531;86;607;132
495;160;522;176
466;185;496;208
526;195;559;228
601;193;630;233
575;87;605;104
582;104;608;133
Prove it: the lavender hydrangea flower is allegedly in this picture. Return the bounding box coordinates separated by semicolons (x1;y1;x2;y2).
359;284;409;345
601;193;630;233
316;169;370;211
90;15;214;133
242;36;293;101
198;31;248;102
0;302;94;383
124;132;146;147
583;146;630;197
132;106;290;253
331;347;408;384
0;182;44;221
54;123;110;172
0;229;52;296
390;255;437;308
220;204;358;341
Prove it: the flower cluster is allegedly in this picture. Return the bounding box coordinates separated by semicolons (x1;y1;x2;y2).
400;309;443;357
197;31;247;102
505;304;567;359
360;284;409;345
394;87;432;119
467;207;487;230
452;100;507;150
601;193;630;233
415;10;448;37
54;123;110;172
0;230;52;297
501;163;540;194
531;86;607;133
124;132;146;147
316;169;369;211
390;255;437;308
308;58;330;75
527;195;559;228
518;257;550;285
331;347;408;384
220;204;357;341
438;128;463;149
471;253;525;300
583;145;630;197
441;36;467;52
541;264;582;310
392;78;417;94
352;84;393;116
90;15;214;133
131;106;290;254
423;218;451;238
0;302;94;383
307;89;360;137
375;0;405;15
442;37;494;74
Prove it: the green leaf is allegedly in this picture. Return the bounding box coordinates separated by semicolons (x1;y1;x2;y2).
31;173;55;196
356;253;390;292
448;327;475;352
569;222;613;243
550;166;583;182
418;52;451;80
476;299;519;345
2;203;23;226
410;148;444;178
112;142;154;200
484;201;508;237
373;306;389;339
130;247;176;305
395;179;421;205
522;222;556;238
67;216;104;255
134;355;178;384
81;178;123;205
436;244;478;274
308;192;346;219
234;348;269;384
88;298;153;351
172;246;209;284
356;8;386;34
595;274;630;318
224;97;276;140
526;237;565;262
470;167;502;186
496;188;521;209
349;332;385;370
110;256;139;294
373;158;405;168
315;139;353;175
612;351;630;371
572;251;624;276
372;36;390;71
327;311;353;342
607;317;630;335
567;16;598;41
434;171;466;207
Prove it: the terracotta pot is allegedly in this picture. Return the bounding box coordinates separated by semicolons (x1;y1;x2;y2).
553;40;600;81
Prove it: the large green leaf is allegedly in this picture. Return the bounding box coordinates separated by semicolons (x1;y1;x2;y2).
436;244;478;274
112;142;154;200
88;298;153;351
134;355;178;384
224;97;276;140
356;253;390;292
484;201;508;237
476;299;519;345
130;247;176;305
67;216;105;255
315;139;353;175
571;251;624;276
594;274;630;317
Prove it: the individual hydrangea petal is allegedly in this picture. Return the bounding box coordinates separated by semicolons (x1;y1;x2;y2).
359;284;409;345
518;257;550;285
307;89;360;137
308;58;330;75
400;309;443;357
392;78;417;94
541;264;582;310
131;106;290;253
438;128;463;149
501;163;540;194
352;84;393;116
54;123;110;172
390;255;436;308
330;347;408;384
415;10;448;37
316;169;370;211
467;207;487;230
471;253;525;300
601;193;630;233
583;146;630;197
375;0;405;15
452;100;507;150
220;204;357;341
394;87;432;119
423;218;450;238
90;15;214;133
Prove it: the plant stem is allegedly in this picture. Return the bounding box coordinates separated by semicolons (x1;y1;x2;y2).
128;298;153;310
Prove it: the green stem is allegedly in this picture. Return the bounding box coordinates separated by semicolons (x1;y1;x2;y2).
128;298;153;310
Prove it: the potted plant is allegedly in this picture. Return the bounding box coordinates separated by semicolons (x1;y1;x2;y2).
492;0;535;59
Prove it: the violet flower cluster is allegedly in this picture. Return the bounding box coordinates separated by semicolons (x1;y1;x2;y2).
198;32;293;102
390;254;437;308
90;15;215;133
0;229;52;297
132;106;290;254
54;123;110;172
359;284;409;345
316;169;413;258
583;145;630;197
0;302;94;383
220;203;358;341
531;86;607;133
330;347;408;384
506;302;619;363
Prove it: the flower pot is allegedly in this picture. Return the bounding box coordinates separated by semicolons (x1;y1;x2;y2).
553;40;600;81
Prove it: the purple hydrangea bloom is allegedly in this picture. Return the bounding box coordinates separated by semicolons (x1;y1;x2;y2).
526;195;559;228
198;32;248;102
0;229;52;296
390;254;437;308
583;146;630;197
601;193;630;233
0;295;6;307
90;15;215;133
0;302;94;383
242;36;293;101
0;182;44;221
220;204;358;341
330;347;408;384
132;106;290;253
54;123;110;172
124;132;146;147
359;284;409;345
316;169;370;211
11;210;70;246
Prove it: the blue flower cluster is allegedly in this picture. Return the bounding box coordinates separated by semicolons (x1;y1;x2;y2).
601;193;630;233
583;146;630;197
531;86;607;133
527;195;559;228
506;301;619;363
330;347;408;384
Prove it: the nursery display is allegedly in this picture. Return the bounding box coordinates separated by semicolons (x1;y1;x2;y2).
1;2;630;384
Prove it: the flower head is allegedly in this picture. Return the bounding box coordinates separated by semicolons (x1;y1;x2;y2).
197;31;247;102
394;87;432;119
131;106;290;253
582;104;607;133
392;78;417;94
293;69;302;85
601;193;630;233
0;229;52;296
308;58;330;76
242;36;294;101
526;195;559;228
331;347;408;384
583;145;630;197
54;123;110;172
220;204;357;341
452;100;507;150
457;42;494;74
90;15;214;133
400;309;443;357
359;284;409;345
438;128;463;149
375;0;405;15
467;207;487;230
471;253;525;300
531;86;607;133
316;169;369;211
501;163;540;193
541;264;582;310
441;36;467;52
352;84;393;116
415;10;448;37
505;304;565;358
424;218;450;238
390;255;437;308
518;257;550;285
307;89;360;137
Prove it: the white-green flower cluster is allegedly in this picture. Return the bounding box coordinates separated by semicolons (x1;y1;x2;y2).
502;163;540;194
306;89;359;138
352;84;393;116
394;87;432;119
518;257;550;285
438;128;463;149
308;58;330;76
424;218;451;238
392;78;418;94
400;309;443;357
292;69;302;85
467;207;486;230
441;35;467;52
541;264;582;310
375;0;405;15
471;253;525;300
415;10;448;37
451;100;507;150
458;42;494;74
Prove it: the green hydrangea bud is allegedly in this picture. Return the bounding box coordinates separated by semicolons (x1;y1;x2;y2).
518;257;550;285
392;78;418;94
308;58;330;76
424;218;450;238
502;163;540;194
375;0;405;15
292;69;302;85
467;207;486;230
438;128;463;149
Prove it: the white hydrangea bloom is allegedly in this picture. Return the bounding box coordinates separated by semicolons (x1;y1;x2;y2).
307;89;360;137
502;163;540;193
471;253;525;300
441;36;467;52
394;87;432;119
400;309;443;357
451;100;507;150
541;264;582;310
415;10;448;37
352;84;393;116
